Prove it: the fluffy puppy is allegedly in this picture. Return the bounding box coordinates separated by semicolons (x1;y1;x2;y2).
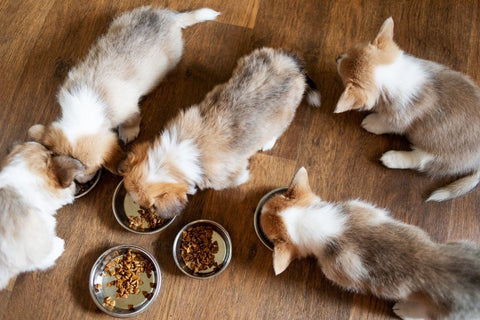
120;47;321;218
29;6;219;183
335;17;480;201
0;142;84;290
260;167;480;320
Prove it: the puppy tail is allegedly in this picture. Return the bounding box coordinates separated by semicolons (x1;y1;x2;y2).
427;170;480;202
175;8;220;29
305;75;321;107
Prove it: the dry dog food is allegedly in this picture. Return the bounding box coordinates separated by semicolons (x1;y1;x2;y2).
128;208;166;230
180;225;220;274
102;249;154;300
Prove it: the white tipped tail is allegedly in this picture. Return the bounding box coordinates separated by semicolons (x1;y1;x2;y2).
305;75;321;107
427;171;480;202
175;8;220;29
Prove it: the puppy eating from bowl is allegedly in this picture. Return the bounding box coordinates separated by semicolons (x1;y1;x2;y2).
0;142;84;290
119;47;321;218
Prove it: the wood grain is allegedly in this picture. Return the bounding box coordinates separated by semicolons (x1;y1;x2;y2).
0;0;479;319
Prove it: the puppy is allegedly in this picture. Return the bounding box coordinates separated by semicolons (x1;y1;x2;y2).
0;142;84;290
335;17;480;201
120;47;321;218
29;6;219;183
260;167;480;320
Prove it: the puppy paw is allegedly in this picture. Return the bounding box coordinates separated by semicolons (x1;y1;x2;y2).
380;151;410;169
261;137;277;151
361;113;391;135
393;301;428;320
119;124;140;144
235;168;250;186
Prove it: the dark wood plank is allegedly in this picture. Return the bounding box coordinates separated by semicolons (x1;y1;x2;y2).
0;0;479;319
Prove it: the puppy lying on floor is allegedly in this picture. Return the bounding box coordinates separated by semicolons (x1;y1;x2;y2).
120;47;321;218
0;142;84;290
335;17;480;201
260;167;480;320
29;6;219;183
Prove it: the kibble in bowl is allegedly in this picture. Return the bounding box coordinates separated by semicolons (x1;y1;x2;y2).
89;245;161;318
112;180;175;234
173;220;232;279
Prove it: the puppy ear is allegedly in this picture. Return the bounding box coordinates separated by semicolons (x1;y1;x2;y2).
334;84;366;113
28;124;46;142
51;155;85;188
273;242;295;275
373;17;394;49
286;167;312;199
152;183;189;218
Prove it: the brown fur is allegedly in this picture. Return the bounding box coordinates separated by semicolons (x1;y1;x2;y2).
260;168;480;319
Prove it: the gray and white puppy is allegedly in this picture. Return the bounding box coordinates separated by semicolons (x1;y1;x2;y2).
120;47;321;218
261;167;480;320
335;17;480;201
29;6;219;182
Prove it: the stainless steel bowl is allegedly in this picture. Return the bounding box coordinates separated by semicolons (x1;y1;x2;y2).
173;220;232;279
89;245;161;318
253;187;288;251
74;170;101;198
112;180;175;234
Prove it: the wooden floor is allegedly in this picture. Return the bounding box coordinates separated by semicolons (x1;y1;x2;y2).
1;0;479;319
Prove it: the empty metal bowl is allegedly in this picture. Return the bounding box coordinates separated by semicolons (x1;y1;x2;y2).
112;180;175;234
89;245;161;318
173;220;232;279
253;187;288;251
74;170;101;198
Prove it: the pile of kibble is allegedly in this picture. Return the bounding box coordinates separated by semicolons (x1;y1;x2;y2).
180;225;220;274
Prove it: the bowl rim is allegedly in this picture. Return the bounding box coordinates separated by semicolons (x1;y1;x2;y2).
172;219;232;280
253;187;288;251
88;244;162;318
74;169;102;199
112;180;176;234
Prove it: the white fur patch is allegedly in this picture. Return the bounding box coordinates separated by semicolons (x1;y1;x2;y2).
280;198;347;256
381;148;434;170
146;127;204;188
346;199;391;225
0;151;75;213
374;53;428;110
56;86;109;144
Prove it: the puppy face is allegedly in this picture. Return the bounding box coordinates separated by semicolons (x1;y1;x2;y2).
120;142;189;219
335;17;401;113
260;167;315;274
4;141;84;192
28;124;123;180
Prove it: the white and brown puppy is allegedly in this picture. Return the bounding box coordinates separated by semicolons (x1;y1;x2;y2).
120;47;321;218
29;6;219;183
260;167;480;320
335;17;480;201
0;142;84;290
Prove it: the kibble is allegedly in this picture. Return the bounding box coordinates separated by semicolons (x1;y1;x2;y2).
180;225;220;274
128;207;166;230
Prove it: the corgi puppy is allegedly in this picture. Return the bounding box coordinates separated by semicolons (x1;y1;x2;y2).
260;167;480;320
120;47;321;218
0;142;84;290
335;17;480;201
29;6;219;183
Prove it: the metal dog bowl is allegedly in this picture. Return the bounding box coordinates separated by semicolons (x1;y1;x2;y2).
173;220;232;279
112;180;175;234
74;170;101;198
89;245;161;317
253;187;288;251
